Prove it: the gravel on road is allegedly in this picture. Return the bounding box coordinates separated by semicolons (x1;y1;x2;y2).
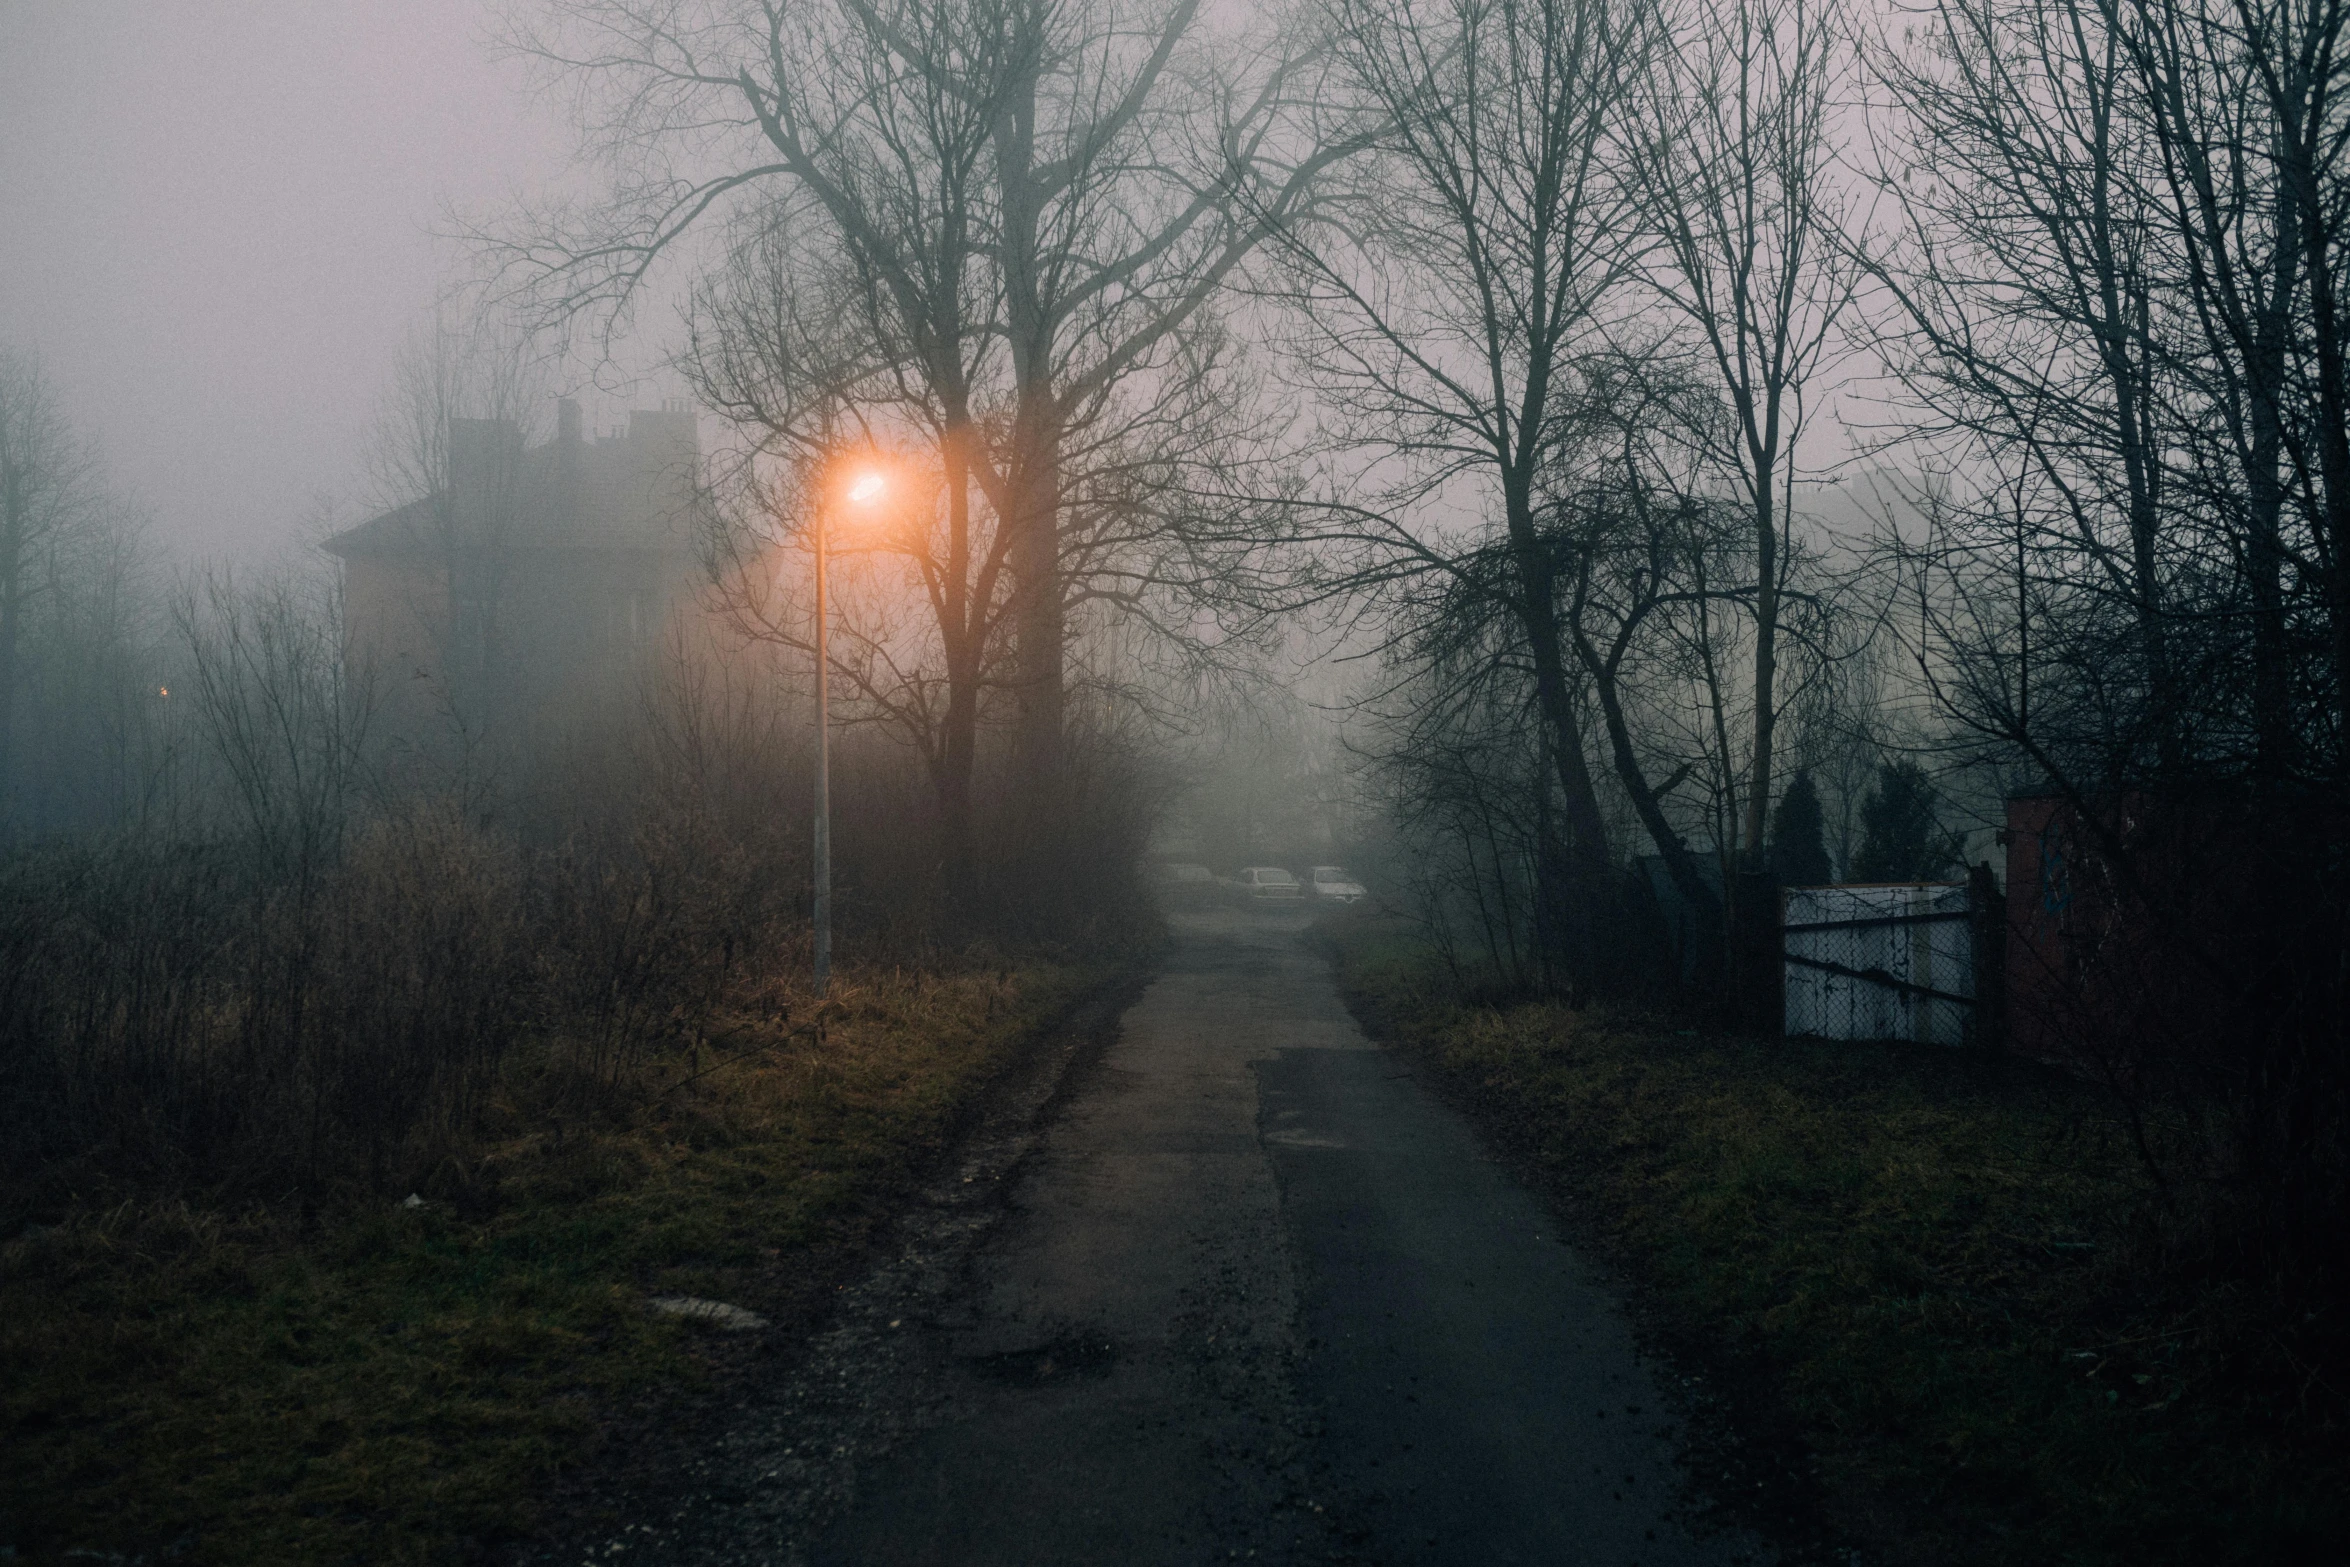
530;911;1768;1567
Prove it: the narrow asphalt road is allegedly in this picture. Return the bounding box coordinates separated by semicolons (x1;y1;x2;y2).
803;908;1765;1567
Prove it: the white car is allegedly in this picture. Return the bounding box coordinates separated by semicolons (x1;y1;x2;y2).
1233;866;1305;904
1306;865;1367;903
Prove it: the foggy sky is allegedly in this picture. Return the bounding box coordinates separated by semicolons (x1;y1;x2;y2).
0;2;605;562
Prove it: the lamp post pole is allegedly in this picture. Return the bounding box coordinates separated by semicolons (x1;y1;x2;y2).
808;462;888;998
812;489;833;998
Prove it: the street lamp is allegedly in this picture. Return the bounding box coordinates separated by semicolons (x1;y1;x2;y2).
811;459;892;997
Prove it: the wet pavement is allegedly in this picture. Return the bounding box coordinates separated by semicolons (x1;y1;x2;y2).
562;908;1765;1566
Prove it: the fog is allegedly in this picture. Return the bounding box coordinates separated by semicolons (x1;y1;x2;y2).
3;0;2334;1021
0;2;579;560
2;5;2345;1557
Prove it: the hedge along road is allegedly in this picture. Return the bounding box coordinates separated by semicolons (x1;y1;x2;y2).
798;906;1765;1567
570;907;1766;1566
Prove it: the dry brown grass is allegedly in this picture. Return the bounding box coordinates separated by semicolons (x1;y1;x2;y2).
0;956;1107;1566
0;790;831;1214
1328;908;2348;1567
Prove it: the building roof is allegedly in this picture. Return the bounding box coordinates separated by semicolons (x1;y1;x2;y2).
322;496;437;559
323;405;702;561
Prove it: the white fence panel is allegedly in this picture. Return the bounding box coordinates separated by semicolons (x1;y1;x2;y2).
1783;883;1974;1046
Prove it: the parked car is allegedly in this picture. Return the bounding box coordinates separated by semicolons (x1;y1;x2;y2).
1232;866;1304;904
1149;861;1221;906
1305;865;1367;903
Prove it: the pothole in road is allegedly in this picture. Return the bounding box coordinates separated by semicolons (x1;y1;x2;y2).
965;1330;1120;1386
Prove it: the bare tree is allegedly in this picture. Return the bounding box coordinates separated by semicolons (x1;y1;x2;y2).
1361;634;1555;990
1864;0;2189;777
1864;0;2349;1271
0;351;109;831
1261;0;1661;985
1539;363;1743;926
685;212;1020;902
1629;0;1859;866
485;0;1340;802
2102;0;2350;777
1536;361;1866;982
174;569;378;899
681;178;1270;902
657;0;1012;895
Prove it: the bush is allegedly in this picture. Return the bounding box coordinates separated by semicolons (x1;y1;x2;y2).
0;808;527;1211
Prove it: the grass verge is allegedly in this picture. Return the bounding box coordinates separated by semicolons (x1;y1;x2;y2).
1325;909;2346;1567
1;957;1117;1566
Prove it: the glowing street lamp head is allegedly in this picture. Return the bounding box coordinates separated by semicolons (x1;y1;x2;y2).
845;469;888;507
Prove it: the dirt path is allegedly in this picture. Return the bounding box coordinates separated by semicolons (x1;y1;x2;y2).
560;911;1765;1566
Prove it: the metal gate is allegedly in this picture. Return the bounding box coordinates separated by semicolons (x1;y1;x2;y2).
1782;882;1977;1046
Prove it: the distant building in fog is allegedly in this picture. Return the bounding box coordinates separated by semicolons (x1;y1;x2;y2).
324;398;706;748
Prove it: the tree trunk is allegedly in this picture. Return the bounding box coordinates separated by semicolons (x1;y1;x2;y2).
2299;202;2350;772
2244;390;2292;779
1587;634;1720;928
936;425;981;912
995;63;1067;808
1741;469;1779;867
1513;566;1609;869
1502;478;1614;985
936;679;977;912
1008;436;1064;801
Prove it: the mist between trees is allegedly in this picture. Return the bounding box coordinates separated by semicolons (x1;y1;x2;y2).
0;329;1160;1216
2;0;2345;1281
